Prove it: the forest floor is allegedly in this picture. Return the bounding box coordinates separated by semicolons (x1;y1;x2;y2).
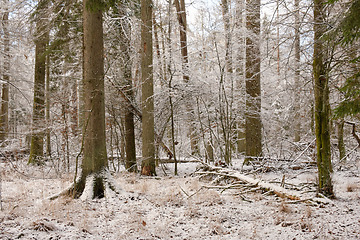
0;155;360;240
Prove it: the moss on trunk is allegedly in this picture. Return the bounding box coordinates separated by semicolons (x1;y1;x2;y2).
313;0;334;198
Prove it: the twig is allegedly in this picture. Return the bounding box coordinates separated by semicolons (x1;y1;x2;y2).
178;184;190;197
187;186;205;199
293;138;316;162
143;195;160;207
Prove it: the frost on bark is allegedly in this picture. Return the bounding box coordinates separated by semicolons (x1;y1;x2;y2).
29;0;49;164
141;0;156;176
244;0;262;164
313;0;334;197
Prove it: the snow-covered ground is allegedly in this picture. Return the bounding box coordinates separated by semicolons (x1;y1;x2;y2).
1;159;359;239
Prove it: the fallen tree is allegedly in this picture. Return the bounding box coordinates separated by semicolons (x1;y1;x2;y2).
196;164;333;205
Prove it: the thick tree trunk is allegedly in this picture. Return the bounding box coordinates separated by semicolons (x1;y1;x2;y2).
0;6;10;143
244;0;262;163
74;0;108;198
313;0;334;197
141;0;156;176
29;0;49;164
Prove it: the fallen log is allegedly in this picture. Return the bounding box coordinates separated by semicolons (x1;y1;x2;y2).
196;164;332;204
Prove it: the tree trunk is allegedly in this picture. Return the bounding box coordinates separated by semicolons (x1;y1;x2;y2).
174;0;200;156
313;0;334;197
293;0;301;142
29;0;49;164
74;0;108;198
221;0;234;165
115;2;137;172
45;49;51;157
141;0;156;176
221;0;233;74
235;0;246;154
0;5;10;143
70;73;79;136
244;0;262;163
337;119;346;162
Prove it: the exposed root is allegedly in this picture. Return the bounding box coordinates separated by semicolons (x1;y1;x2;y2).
49;170;122;200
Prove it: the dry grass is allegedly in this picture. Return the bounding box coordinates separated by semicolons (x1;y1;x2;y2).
194;189;223;206
158;187;184;207
279;201;292;213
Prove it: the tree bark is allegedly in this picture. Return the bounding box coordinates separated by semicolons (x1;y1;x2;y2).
0;4;10;143
244;0;262;163
74;0;108;198
313;0;334;197
29;0;49;164
337;119;346;162
293;0;301;142
141;0;156;176
45;49;51;157
235;0;246;154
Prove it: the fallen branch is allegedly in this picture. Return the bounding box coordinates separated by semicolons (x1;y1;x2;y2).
196;164;332;204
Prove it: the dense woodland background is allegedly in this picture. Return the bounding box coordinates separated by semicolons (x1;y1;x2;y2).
0;0;359;199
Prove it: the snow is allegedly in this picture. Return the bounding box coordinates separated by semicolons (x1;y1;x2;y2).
1;160;360;239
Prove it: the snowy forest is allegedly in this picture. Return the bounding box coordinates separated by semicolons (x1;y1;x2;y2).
0;0;360;238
